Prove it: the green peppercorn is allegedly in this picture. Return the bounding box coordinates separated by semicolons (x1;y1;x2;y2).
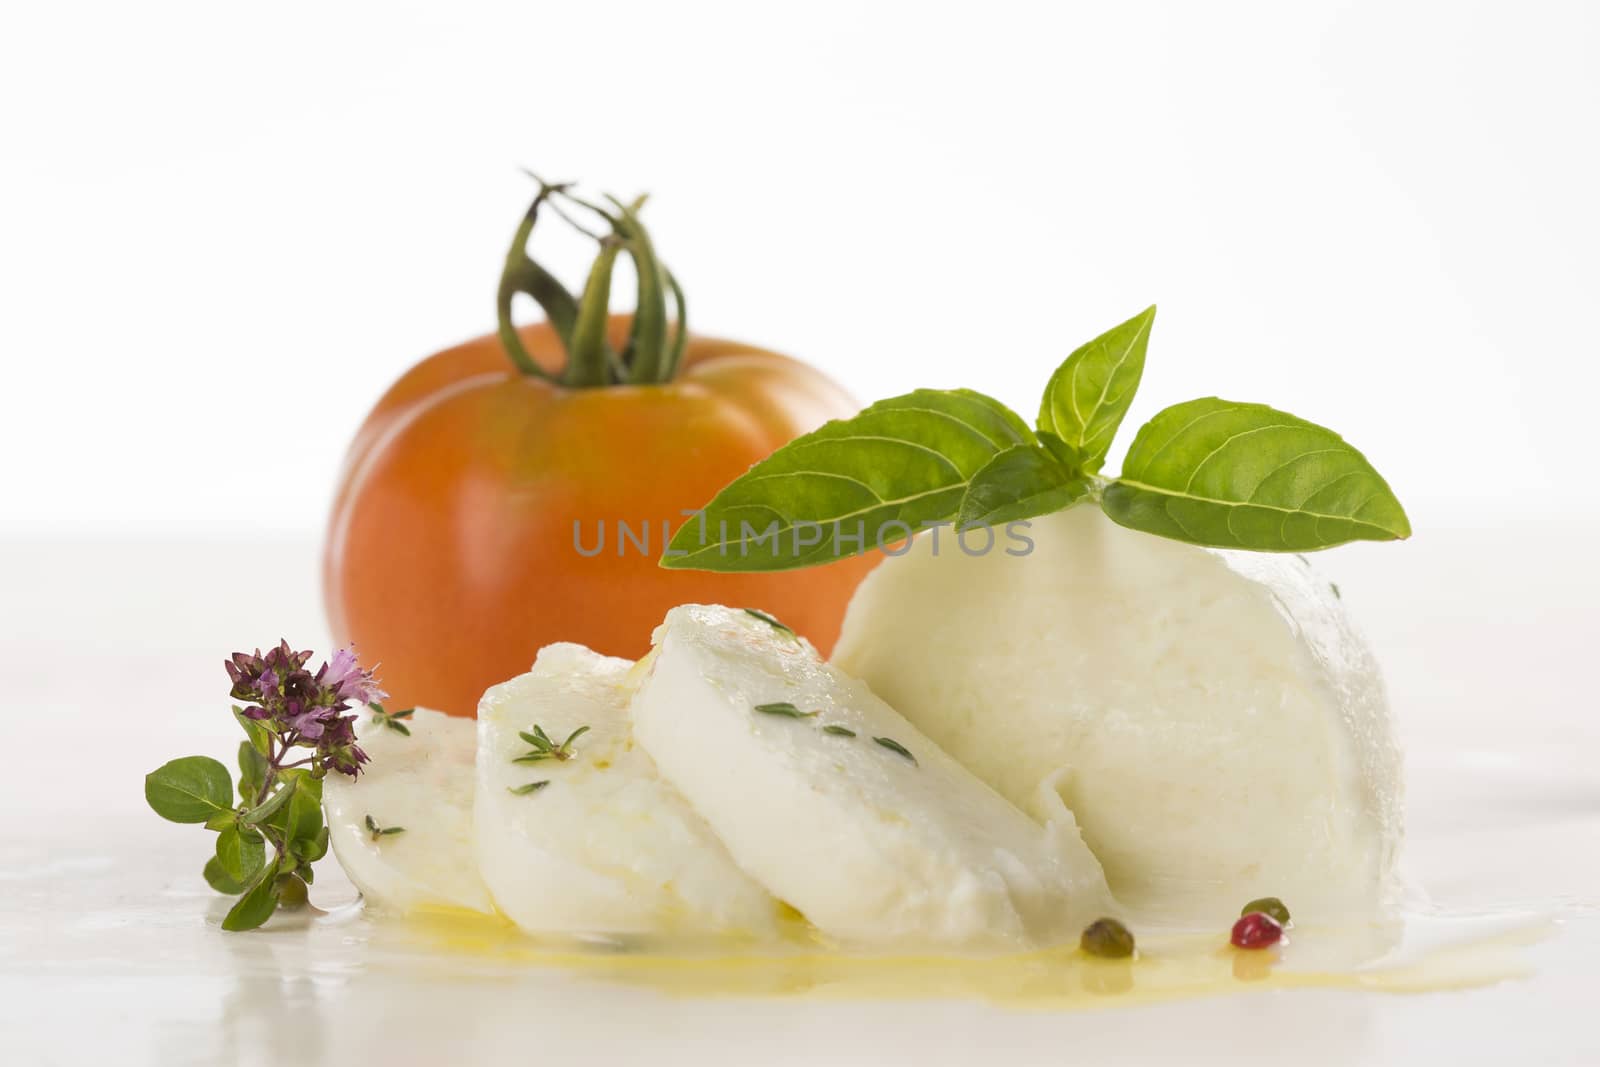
1079;917;1136;959
1240;896;1290;925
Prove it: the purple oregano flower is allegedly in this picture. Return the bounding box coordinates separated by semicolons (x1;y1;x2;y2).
225;640;383;776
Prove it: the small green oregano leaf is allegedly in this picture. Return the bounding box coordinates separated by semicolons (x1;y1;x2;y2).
214;827;266;884
275;873;311;908
956;445;1091;527
232;707;273;757
215;827;245;882
240;780;294;826
203;857;246;895
1102;397;1412;550
221;869;279;932
662;388;1035;572
145;757;234;824
284;776;324;844
305;826;330;862
237;741;268;803
238;830;266;880
1037;305;1155;474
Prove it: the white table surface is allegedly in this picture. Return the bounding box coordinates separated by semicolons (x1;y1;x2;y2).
2;525;1596;1066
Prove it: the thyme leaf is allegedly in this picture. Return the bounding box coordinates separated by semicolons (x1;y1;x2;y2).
873;736;917;764
743;608;795;637
754;701;818;719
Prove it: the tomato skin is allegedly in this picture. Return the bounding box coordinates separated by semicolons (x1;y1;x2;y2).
324;316;877;717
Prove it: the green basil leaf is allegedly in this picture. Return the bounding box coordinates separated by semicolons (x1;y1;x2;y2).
221;870;279;932
662;388;1035;572
202;857;245;895
1037;430;1082;470
145;757;234;824
956;445;1092;527
1037;306;1155;474
1102;397;1411;550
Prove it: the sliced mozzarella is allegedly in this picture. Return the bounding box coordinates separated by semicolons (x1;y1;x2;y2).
833;505;1403;922
324;706;493;915
475;643;780;938
629;605;1112;951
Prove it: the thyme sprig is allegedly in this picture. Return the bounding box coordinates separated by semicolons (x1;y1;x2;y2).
365;814;406;841
514;724;590;764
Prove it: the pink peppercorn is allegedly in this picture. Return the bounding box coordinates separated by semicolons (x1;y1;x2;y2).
1231;911;1284;949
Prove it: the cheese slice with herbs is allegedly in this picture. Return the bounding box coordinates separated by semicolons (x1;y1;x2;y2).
324;706;494;915
475;643;781;939
630;604;1113;950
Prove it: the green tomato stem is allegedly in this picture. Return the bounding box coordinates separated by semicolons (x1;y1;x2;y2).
495;179;688;388
605;195;671;385
662;268;688;380
565;238;625;388
496;190;577;382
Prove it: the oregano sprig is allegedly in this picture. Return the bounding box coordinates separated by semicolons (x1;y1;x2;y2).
144;642;383;931
661;306;1410;568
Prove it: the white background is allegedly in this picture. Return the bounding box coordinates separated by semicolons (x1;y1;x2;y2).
4;7;1599;1063
3;0;1597;535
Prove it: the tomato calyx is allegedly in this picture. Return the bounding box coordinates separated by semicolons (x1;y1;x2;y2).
496;177;687;389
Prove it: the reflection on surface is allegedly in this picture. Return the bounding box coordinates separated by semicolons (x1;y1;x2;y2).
334;899;1541;1006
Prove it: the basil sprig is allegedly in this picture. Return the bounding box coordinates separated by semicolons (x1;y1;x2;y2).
662;305;1409;568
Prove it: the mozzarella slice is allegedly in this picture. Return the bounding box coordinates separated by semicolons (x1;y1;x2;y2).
629;605;1112;951
324;706;494;915
475;643;781;938
833;505;1403;923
